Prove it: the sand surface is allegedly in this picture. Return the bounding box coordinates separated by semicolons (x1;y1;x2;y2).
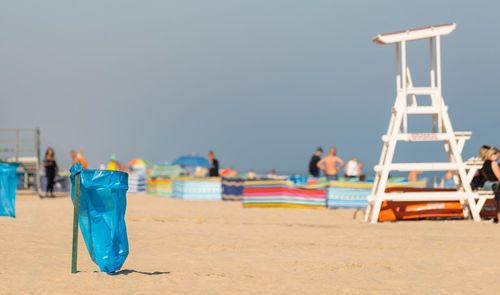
1;193;500;294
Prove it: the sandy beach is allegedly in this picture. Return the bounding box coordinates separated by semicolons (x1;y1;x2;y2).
0;193;498;294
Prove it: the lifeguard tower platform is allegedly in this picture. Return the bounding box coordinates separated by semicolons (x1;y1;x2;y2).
365;23;493;223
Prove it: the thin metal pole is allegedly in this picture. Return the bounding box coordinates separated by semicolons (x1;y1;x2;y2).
15;129;19;161
35;129;41;194
71;173;81;274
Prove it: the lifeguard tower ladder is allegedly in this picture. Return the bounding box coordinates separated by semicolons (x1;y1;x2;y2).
365;23;491;223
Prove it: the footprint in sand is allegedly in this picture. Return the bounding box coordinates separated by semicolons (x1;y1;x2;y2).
130;217;206;224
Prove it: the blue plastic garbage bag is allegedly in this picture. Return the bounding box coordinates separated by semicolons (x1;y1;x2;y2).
70;163;129;273
0;162;20;217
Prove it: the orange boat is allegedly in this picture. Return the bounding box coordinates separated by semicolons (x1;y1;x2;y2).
374;188;465;221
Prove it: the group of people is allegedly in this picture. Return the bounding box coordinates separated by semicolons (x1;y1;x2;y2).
42;148;87;198
308;147;364;181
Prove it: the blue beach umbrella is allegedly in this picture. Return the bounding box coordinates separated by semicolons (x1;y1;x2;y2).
172;155;212;168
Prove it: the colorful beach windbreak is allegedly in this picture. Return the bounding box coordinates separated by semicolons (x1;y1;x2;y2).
172;177;222;200
222;177;245;201
243;180;327;209
326;180;427;209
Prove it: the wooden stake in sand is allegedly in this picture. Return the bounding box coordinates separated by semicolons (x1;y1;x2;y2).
71;172;81;274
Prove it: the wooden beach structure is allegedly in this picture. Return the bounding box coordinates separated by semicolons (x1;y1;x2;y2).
365;23;493;223
0;128;42;194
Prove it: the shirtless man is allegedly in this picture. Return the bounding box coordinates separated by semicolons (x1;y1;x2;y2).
317;147;344;181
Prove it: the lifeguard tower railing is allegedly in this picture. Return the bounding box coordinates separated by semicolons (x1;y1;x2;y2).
0;128;42;193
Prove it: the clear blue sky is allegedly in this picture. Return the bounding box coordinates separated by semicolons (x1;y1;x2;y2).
1;1;498;175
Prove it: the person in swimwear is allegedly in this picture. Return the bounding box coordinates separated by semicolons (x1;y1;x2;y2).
317;147;344;181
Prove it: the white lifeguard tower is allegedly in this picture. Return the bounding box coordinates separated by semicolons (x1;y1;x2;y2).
365;23;493;223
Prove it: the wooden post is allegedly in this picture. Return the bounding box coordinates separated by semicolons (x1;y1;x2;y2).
71;172;81;274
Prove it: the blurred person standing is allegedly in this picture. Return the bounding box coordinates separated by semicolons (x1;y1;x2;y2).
344;158;359;178
78;149;88;169
208;150;219;177
43;148;58;198
317;147;344;181
308;147;323;177
70;149;88;169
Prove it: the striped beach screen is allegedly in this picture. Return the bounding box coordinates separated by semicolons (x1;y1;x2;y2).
326;180;428;209
171;177;222;200
146;178;172;197
242;179;326;209
221;177;244;201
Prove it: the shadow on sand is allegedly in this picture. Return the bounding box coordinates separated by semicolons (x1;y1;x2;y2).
107;269;170;276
